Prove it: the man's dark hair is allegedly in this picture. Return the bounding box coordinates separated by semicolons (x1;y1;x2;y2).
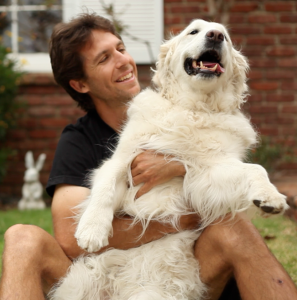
49;13;121;112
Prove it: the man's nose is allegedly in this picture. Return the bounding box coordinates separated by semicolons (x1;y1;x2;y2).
205;30;224;43
115;51;130;68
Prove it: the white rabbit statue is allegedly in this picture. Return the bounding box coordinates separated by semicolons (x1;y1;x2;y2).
18;151;46;210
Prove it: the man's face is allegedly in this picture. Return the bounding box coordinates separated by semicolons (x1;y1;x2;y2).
80;30;140;107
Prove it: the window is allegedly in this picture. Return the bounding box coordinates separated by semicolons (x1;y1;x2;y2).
0;0;62;72
0;0;163;72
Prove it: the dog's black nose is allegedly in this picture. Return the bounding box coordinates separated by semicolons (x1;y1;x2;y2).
206;30;224;43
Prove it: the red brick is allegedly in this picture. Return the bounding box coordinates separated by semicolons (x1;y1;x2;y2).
278;162;297;170
280;128;297;136
0;186;12;194
265;2;294;12
264;116;294;125
282;82;297;90
266;95;294;102
231;37;244;46
248;14;277;23
2;174;24;184
280;14;297;23
19;86;64;95
26;95;44;105
18;119;40;129
278;59;297;68
7;129;27;140
249;59;277;68
280;37;297;45
43;95;74;106
249;106;278;113
39;118;70;128
171;6;202;13
28;107;56;116
229;15;247;24
166;26;184;36
267;47;295;57
266;71;295;80
248;70;263;80
247;94;263;102
243;47;265;57
164;0;183;2
282;106;297;113
164;16;182;25
231;27;261;35
246;37;275;45
59;107;85;117
250;81;279;91
259;128;279;136
264;26;292;34
230;3;258;12
20;73;55;85
29;130;57;139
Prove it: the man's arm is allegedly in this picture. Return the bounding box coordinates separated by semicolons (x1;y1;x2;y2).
131;150;186;198
52;184;199;259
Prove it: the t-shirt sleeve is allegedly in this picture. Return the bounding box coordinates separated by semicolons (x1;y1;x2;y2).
46;128;98;198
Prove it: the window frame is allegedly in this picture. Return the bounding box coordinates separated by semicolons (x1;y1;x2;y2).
0;0;163;73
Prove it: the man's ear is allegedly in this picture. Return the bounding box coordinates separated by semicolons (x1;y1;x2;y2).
69;79;90;93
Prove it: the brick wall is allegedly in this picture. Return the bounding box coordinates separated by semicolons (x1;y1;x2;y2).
164;0;297;169
0;66;152;199
1;0;297;199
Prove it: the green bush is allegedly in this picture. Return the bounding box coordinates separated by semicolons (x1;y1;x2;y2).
0;44;23;182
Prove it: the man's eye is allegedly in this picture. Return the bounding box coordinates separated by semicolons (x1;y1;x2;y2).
99;56;108;63
189;30;198;35
119;48;126;53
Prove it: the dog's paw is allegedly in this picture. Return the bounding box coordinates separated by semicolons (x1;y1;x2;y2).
252;191;288;216
75;229;110;253
75;213;113;253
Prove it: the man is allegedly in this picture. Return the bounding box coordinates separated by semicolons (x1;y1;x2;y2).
1;13;297;300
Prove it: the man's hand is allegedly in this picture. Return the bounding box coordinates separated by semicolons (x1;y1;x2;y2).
131;150;186;198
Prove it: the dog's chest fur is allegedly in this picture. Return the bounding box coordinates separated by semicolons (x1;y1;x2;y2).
125;89;257;163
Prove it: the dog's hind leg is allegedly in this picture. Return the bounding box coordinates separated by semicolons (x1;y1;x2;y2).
75;157;127;253
186;159;287;227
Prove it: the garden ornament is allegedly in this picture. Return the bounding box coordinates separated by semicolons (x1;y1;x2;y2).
18;151;46;210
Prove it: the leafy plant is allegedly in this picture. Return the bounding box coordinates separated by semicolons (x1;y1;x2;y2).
0;44;24;182
246;136;283;172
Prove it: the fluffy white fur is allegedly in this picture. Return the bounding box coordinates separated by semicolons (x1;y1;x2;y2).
49;19;288;300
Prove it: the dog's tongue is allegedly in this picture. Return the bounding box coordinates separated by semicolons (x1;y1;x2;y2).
201;61;225;73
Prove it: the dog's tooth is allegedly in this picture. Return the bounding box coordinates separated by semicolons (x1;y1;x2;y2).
192;60;197;68
209;64;218;71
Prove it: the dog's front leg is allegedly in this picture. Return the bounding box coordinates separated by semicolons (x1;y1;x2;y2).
75;158;126;253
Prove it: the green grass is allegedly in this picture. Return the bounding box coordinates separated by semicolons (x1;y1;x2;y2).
0;208;53;274
252;215;297;284
0;209;297;284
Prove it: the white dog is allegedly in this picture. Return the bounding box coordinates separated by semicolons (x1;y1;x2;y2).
49;19;288;300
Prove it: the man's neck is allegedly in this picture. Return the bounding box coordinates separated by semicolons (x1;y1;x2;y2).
94;100;127;133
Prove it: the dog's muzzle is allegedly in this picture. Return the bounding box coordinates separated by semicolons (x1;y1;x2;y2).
184;30;225;77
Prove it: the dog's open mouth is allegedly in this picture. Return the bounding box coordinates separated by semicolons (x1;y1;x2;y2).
184;50;225;77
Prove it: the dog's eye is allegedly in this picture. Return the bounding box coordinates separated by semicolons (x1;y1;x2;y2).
189;30;199;35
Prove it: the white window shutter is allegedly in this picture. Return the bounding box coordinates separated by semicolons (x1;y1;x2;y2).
77;0;163;64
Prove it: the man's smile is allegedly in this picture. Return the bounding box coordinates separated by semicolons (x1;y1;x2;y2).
116;71;133;82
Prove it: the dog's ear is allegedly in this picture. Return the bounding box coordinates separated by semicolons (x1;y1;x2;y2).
152;37;176;90
231;48;250;108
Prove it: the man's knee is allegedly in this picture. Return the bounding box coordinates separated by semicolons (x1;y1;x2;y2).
3;224;48;262
198;213;266;260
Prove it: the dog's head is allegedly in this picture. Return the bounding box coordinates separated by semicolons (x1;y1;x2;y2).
153;19;249;110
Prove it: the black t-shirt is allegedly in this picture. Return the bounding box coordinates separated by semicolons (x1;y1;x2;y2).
46;110;118;198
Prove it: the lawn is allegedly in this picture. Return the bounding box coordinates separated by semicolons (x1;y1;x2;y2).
0;209;297;284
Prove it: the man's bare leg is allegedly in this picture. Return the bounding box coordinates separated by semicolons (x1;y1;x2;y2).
0;224;72;300
195;213;297;300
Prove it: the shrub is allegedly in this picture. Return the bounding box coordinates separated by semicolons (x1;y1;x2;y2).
0;45;23;182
